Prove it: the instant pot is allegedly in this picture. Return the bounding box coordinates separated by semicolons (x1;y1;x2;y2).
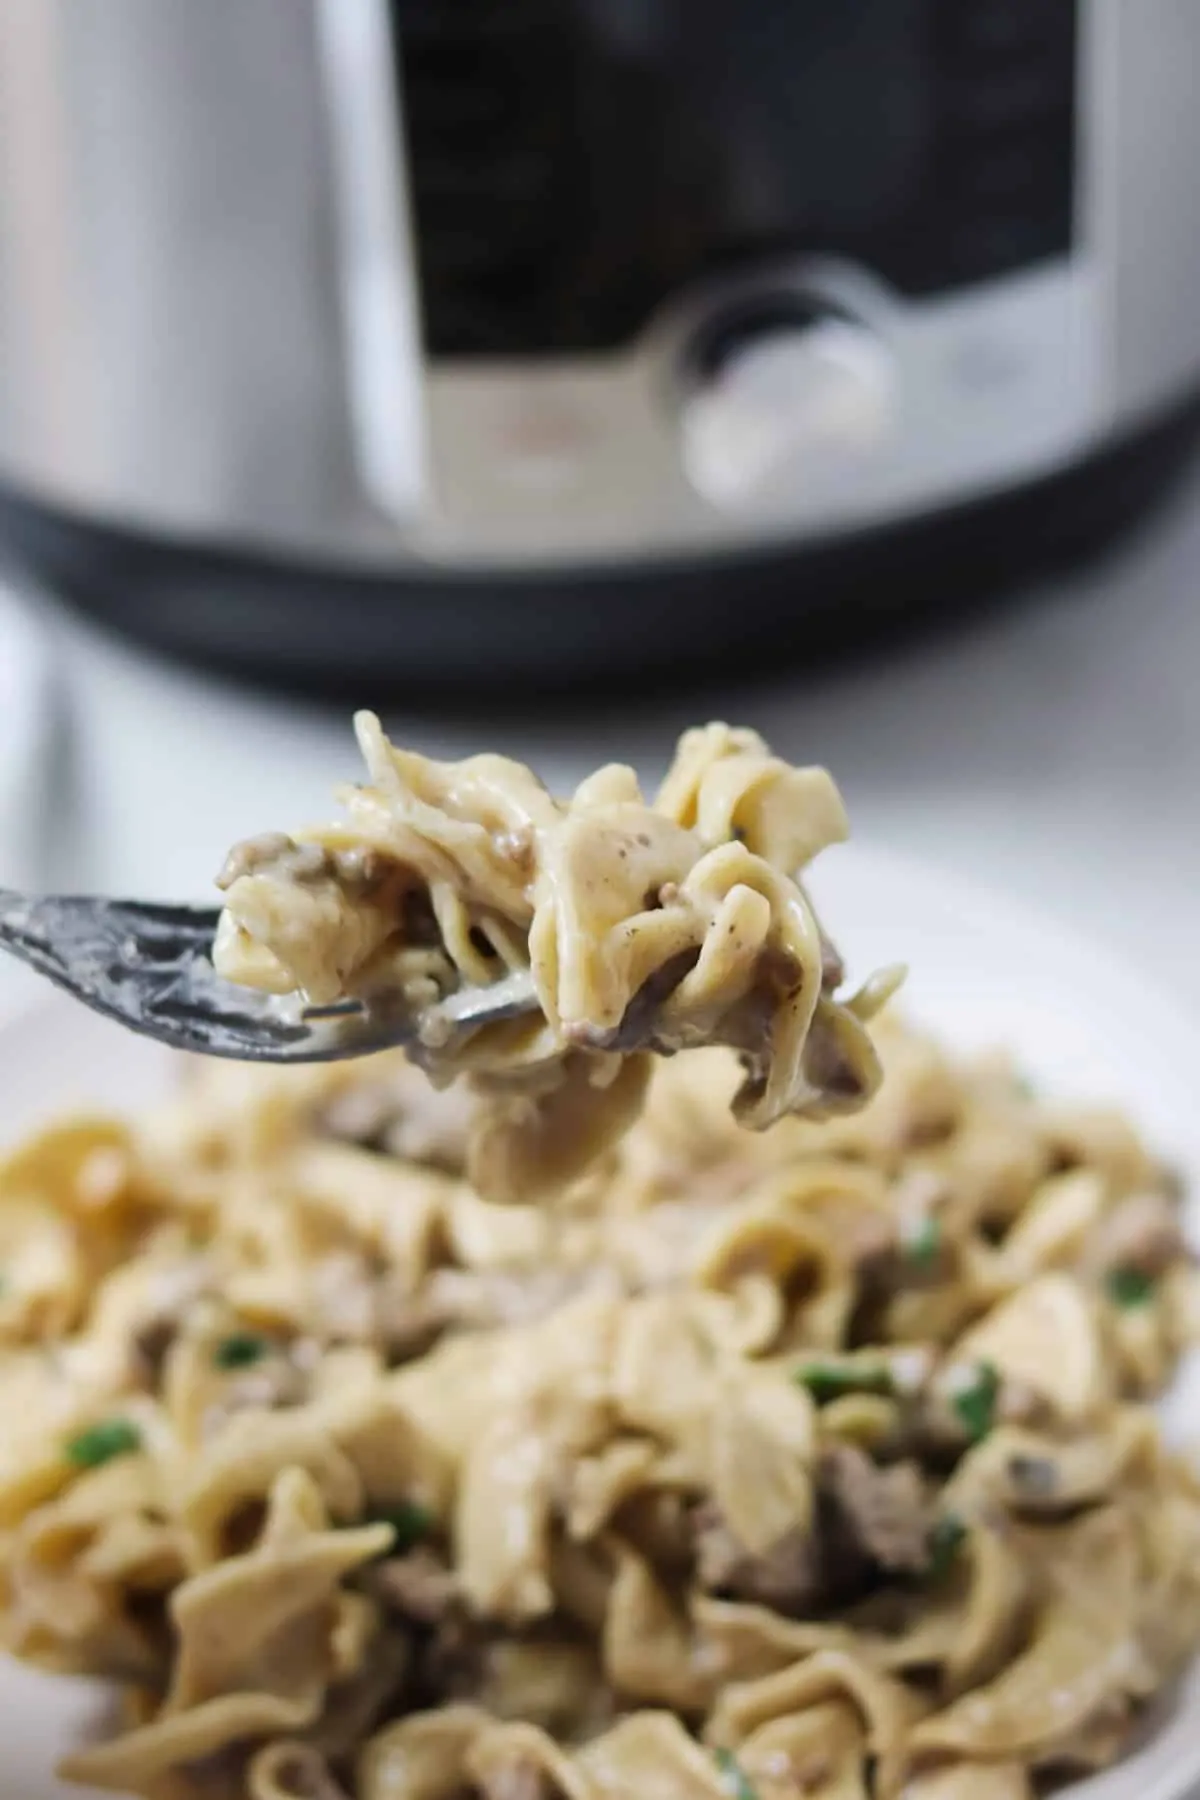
1;0;1199;688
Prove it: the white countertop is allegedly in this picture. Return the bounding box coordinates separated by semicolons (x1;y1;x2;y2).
8;456;1200;1011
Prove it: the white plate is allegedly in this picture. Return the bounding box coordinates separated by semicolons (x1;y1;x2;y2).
3;842;1200;1800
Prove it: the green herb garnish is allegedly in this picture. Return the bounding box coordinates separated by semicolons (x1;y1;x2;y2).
368;1500;433;1553
715;1747;759;1800
65;1418;141;1470
1106;1267;1156;1309
904;1217;942;1268
925;1512;968;1580
796;1360;894;1406
213;1331;270;1370
952;1360;1000;1444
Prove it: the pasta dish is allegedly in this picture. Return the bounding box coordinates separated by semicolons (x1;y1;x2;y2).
212;718;898;1201
1;1016;1197;1800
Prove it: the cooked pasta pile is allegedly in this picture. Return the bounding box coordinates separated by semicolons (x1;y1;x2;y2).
213;718;898;1201
1;1018;1198;1800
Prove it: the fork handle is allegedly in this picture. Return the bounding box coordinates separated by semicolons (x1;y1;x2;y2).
0;887;38;931
0;887;106;993
0;887;62;960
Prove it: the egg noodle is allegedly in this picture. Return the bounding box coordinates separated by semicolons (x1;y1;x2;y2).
1;1016;1198;1800
212;719;898;1202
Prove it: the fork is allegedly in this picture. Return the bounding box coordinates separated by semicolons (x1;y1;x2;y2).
0;888;542;1062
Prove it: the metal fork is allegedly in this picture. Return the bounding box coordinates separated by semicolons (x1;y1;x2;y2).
0;889;541;1062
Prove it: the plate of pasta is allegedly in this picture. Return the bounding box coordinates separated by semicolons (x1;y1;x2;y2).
2;838;1200;1800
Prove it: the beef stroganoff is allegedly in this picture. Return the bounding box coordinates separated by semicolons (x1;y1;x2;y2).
213;718;899;1201
1;1019;1198;1800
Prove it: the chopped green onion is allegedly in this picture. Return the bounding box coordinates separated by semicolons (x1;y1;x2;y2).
795;1360;894;1406
65;1418;141;1470
715;1747;758;1800
213;1331;270;1370
926;1513;967;1580
904;1217;942;1268
952;1361;1000;1445
367;1500;433;1553
1106;1267;1156;1309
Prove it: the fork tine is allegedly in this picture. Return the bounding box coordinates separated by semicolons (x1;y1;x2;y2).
130;945;404;1059
142;994;313;1050
0;893;221;968
0;889;544;1064
101;901;224;963
103;900;223;933
0;890;275;1049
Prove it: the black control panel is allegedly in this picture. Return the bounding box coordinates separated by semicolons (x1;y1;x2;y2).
391;0;1077;358
919;0;1077;292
